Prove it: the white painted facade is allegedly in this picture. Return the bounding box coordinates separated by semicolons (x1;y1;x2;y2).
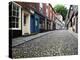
50;21;53;30
55;14;65;30
12;2;31;35
22;10;31;35
18;7;22;30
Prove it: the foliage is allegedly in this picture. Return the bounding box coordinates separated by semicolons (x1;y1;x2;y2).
54;4;68;21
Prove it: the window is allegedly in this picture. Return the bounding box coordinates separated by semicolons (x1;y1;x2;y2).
72;16;75;25
40;3;43;8
50;13;52;20
46;8;48;17
24;15;26;26
39;3;43;13
9;2;12;16
9;2;19;28
35;18;38;26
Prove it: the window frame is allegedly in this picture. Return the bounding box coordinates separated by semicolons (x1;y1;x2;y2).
46;8;48;17
24;14;26;26
9;2;21;30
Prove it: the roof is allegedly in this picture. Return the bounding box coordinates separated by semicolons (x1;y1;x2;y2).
10;1;56;21
14;1;46;18
14;1;37;12
49;4;56;13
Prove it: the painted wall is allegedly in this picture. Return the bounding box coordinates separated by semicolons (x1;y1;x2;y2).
35;14;40;32
30;15;35;33
9;2;22;38
22;10;31;35
50;22;53;30
55;14;64;30
30;13;40;33
18;7;21;30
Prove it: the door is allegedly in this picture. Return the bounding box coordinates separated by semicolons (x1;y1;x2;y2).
35;18;39;32
30;15;35;33
23;13;29;35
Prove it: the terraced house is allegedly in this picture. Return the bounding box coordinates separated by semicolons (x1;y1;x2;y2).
39;3;56;32
9;1;56;38
54;13;65;30
65;5;78;33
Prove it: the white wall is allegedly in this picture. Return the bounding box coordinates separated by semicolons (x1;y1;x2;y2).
22;10;31;35
18;7;21;30
55;14;64;30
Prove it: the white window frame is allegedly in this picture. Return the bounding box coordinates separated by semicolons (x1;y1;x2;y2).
9;2;21;30
39;3;43;12
40;3;43;8
46;8;48;17
50;13;52;19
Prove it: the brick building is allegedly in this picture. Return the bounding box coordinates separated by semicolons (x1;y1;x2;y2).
9;1;56;38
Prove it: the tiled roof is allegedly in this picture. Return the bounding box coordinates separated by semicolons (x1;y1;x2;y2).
14;1;36;11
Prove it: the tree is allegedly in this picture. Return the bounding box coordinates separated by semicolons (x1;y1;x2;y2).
54;4;68;21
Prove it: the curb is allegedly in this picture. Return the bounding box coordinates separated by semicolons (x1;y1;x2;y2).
12;31;52;47
68;30;78;39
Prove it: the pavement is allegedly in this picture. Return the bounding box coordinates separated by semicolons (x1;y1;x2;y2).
12;31;52;47
68;30;78;39
12;30;78;58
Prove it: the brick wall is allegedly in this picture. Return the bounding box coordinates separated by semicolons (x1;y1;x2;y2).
15;1;55;21
42;3;47;16
15;2;40;12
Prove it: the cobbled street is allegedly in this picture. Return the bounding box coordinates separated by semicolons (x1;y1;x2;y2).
12;30;78;58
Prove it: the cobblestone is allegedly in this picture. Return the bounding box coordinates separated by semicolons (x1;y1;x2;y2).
12;30;78;58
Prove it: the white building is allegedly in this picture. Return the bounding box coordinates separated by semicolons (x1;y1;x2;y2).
55;13;65;30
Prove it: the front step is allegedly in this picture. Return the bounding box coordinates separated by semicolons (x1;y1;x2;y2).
22;33;38;37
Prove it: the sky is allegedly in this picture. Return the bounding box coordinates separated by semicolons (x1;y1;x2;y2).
51;3;70;9
49;0;79;9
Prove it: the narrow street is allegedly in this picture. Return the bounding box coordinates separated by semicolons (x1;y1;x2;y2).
12;30;78;58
